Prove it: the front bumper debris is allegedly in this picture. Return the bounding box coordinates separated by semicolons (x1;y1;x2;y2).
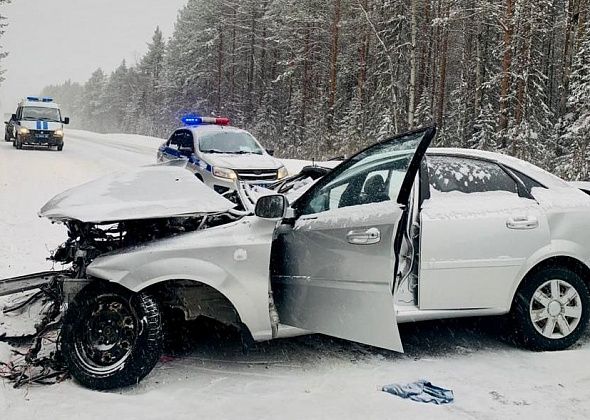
0;271;73;387
0;270;71;298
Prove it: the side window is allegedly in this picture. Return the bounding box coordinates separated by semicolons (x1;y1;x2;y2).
427;156;518;194
167;133;178;147
300;130;428;215
167;130;194;155
306;164;402;214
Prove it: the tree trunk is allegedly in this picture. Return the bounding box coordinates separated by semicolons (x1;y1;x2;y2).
216;25;224;113
498;0;515;144
417;0;431;106
301;23;311;134
408;0;418;127
357;0;369;103
247;4;257;121
230;6;237;105
328;0;342;132
436;0;449;128
559;0;577;117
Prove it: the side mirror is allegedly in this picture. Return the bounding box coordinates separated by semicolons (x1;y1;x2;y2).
11;114;17;121
266;149;275;156
255;194;287;219
63;117;70;125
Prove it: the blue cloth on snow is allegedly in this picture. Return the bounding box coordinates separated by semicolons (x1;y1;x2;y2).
382;380;454;405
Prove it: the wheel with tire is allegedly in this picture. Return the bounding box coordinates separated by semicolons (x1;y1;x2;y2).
4;131;11;142
15;136;22;149
512;266;589;351
61;282;163;390
57;144;63;151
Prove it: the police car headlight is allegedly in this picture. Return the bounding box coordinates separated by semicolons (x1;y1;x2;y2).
213;167;237;181
277;166;288;180
18;127;29;134
54;129;64;137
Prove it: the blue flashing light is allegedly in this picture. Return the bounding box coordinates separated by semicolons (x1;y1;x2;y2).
181;114;203;126
41;97;54;103
26;96;40;102
181;114;231;126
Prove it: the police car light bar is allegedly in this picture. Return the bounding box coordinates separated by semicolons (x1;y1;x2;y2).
25;96;54;103
181;114;230;126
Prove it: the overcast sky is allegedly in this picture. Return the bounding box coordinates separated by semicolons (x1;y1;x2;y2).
0;0;187;115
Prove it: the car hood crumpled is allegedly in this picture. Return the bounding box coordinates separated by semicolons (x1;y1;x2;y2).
204;153;283;170
39;165;236;223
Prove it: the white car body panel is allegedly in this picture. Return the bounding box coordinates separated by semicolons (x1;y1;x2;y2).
419;190;551;310
39;165;236;223
272;202;404;351
87;217;278;341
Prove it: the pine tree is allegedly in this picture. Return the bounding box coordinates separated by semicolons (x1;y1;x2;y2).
559;23;590;180
81;69;107;132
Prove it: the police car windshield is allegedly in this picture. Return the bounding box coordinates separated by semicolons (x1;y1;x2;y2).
199;131;264;154
22;107;61;122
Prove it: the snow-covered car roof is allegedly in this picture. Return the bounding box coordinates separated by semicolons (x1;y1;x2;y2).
569;181;590;192
185;124;249;137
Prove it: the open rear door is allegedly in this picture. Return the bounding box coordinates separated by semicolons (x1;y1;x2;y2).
271;127;436;351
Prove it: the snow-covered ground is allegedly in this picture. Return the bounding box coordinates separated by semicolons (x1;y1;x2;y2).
1;130;590;419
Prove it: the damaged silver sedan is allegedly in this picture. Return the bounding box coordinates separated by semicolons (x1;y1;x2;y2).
2;126;590;390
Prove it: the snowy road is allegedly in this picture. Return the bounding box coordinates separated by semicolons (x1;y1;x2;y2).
1;130;590;419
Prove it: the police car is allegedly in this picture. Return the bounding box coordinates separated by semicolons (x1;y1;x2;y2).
6;96;70;151
157;115;288;194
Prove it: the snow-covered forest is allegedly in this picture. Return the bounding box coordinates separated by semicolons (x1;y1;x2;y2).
42;0;590;178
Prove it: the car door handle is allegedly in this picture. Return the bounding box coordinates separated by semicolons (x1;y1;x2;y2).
506;215;539;230
346;227;381;245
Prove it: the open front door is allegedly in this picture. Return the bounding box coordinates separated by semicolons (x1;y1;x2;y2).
271;127;436;351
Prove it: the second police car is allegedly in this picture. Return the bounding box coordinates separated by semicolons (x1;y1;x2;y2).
157;115;288;194
5;96;70;151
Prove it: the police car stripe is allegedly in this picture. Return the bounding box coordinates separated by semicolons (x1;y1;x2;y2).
43;121;48;130
36;121;41;130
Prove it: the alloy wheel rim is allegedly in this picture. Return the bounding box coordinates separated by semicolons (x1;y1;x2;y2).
529;279;582;340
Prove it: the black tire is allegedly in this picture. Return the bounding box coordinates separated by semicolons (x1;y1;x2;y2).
16;137;22;149
512;266;590;351
57;144;63;151
4;132;10;142
61;282;163;390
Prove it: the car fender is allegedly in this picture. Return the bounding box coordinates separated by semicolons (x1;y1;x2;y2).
86;218;277;341
506;239;590;309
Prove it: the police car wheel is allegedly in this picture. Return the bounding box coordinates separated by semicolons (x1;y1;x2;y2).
15;137;22;149
57;144;63;151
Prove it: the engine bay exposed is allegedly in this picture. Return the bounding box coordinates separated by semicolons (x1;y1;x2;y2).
51;212;243;278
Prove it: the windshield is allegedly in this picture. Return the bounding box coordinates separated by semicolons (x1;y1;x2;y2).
198;131;264;154
21;107;61;122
